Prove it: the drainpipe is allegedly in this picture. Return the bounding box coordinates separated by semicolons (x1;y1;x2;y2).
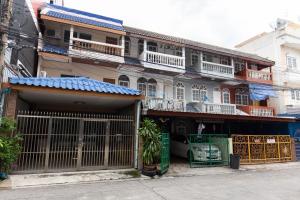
134;100;142;169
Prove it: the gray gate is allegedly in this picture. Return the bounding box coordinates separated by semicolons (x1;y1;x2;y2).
15;111;135;173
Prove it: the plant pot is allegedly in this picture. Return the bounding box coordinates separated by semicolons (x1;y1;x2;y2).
0;172;8;181
142;164;157;177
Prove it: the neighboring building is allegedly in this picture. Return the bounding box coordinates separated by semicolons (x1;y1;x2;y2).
236;19;300;115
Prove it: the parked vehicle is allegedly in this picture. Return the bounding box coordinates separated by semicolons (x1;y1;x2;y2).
171;135;222;162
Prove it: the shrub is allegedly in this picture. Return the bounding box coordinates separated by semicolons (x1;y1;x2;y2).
139;119;161;166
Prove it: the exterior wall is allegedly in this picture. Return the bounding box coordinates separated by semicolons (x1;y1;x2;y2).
40;58;118;81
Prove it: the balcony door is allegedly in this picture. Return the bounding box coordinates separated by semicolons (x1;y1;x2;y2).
213;87;221;104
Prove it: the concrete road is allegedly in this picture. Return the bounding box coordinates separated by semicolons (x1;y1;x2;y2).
1;167;300;200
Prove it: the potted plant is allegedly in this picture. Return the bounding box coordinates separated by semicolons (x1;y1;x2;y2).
139;119;161;177
0;118;22;180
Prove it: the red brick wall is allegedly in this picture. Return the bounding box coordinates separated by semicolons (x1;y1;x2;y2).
4;90;18;120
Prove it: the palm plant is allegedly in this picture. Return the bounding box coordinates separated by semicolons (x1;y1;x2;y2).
139;119;161;166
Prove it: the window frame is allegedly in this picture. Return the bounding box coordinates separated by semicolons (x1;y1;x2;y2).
191;53;199;67
191;84;200;102
176;82;185;101
147;79;157;98
222;88;230;104
118;75;130;88
287;55;297;69
235;88;249;105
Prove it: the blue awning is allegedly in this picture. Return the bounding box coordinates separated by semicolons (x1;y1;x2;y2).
249;83;276;101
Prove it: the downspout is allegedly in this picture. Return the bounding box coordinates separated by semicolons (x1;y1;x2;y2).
134;100;142;169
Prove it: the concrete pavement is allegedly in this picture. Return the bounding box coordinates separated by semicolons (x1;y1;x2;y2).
1;164;300;200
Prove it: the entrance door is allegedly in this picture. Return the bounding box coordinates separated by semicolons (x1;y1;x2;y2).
160;133;170;174
213;87;221;104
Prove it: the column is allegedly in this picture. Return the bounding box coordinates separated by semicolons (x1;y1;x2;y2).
143;40;147;61
69;25;74;50
182;46;186;68
121;35;125;57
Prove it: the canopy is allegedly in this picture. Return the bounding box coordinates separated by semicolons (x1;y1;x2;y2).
249;83;276;101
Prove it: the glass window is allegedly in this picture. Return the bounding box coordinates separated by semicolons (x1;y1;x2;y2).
200;86;207;102
292;90;296;100
118;75;130;88
137;77;147;96
106;37;118;45
191;54;199;66
147;42;158;52
222;88;230;104
138;40;144;55
64;30;70;43
148;79;157;97
287;56;297;69
235;88;249;105
202;53;213;62
46;29;55;37
192;85;200;102
176;82;185;100
125;37;130;55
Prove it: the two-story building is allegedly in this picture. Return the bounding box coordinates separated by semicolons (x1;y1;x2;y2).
236;19;300;115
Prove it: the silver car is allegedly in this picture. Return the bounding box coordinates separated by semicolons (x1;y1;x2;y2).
171;135;222;162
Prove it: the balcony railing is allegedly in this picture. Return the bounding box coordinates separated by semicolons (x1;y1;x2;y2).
72;38;123;56
201;103;236;115
247;69;272;83
141;51;185;69
201;61;234;79
238;105;274;117
144;98;185;112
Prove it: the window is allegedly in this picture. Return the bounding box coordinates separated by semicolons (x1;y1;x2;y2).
148;79;157;97
200;85;207;102
291;90;300;101
175;47;182;57
192;85;200;102
125;37;130;55
222;88;230;104
75;33;92;40
106;37;118;45
64;30;70;43
147;42;158;52
220;56;230;65
287;56;297;69
176;82;185;100
46;29;56;37
191;54;199;66
137;77;147;96
235;88;249;105
202;53;213;62
118;75;130;88
138;40;144;55
103;78;115;84
234;59;245;72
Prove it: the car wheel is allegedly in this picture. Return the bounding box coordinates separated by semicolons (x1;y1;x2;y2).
187;151;194;162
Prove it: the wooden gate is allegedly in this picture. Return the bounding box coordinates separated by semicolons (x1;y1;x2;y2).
232;135;292;164
15;111;135;173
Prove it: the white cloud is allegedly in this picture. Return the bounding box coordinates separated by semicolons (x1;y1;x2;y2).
64;0;300;48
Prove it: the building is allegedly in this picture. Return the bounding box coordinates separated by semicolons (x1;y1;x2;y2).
3;4;296;173
236;19;300;115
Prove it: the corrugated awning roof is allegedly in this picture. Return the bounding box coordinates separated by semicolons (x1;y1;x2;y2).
41;45;68;55
41;4;125;32
10;77;141;96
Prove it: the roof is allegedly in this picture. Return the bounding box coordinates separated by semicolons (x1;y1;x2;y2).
41;45;68;55
10;77;141;96
235;32;268;48
278;113;300;119
124;26;275;65
41;4;124;31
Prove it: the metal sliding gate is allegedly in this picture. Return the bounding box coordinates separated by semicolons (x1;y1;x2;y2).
189;134;229;168
159;133;170;174
15;111;135;173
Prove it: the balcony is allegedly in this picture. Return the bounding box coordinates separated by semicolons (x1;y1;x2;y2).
201;103;236;115
144;98;236;115
200;61;234;79
144;98;185;112
140;51;185;73
246;69;272;84
237;105;274;117
70;38;124;63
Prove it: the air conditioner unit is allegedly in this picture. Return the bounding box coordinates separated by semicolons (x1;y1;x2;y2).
40;71;47;77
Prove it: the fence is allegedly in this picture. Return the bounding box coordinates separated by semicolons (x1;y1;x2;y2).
232;135;292;164
15;111;135;173
188;134;229;168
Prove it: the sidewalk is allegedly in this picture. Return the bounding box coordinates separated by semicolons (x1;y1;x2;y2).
1;162;299;189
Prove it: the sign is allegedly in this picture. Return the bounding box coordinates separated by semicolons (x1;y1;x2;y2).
267;138;276;144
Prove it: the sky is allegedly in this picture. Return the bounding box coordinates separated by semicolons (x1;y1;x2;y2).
63;0;300;49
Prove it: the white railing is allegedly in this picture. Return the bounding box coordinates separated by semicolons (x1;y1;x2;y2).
247;69;272;82
250;106;274;117
2;67;18;83
71;38;123;56
201;61;234;78
142;51;185;69
144;98;185;112
202;103;236;115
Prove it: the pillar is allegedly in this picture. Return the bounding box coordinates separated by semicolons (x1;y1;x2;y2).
121;35;125;57
69;25;74;50
134;100;142;169
4;90;18;120
143;40;147;61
